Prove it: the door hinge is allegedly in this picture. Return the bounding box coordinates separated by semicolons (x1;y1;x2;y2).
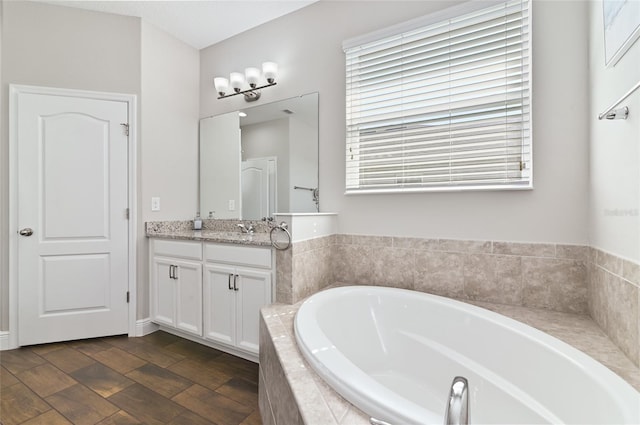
120;123;129;136
126;291;130;303
125;208;130;219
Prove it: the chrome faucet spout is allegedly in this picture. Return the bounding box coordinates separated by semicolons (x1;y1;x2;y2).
237;223;255;234
444;376;469;425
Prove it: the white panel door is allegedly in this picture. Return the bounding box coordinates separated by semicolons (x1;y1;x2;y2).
174;260;203;336
17;92;129;345
151;258;176;327
241;158;271;220
203;264;236;346
235;267;271;354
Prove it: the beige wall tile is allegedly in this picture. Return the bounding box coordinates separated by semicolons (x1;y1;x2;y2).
291;239;311;255
392;237;438;251
556;244;589;261
350;235;393;247
276;249;292;304
339;407;370;425
605;276;639;366
259;368;276;425
464;255;523;305
292;248;333;303
259;315;303;425
522;258;587;314
331;244;372;285
288;371;338;425
335;234;352;245
595;249;623;275
292;236;334;255
368;246;415;288
587;264;609;332
588;246;597;264
493;241;556;257
310;374;350;424
439;239;492;254
622;259;640;286
414;251;465;298
276;288;293;305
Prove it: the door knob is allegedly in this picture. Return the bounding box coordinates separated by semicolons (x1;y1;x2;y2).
18;228;33;236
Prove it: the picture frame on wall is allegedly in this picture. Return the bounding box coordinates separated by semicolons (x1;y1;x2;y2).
603;0;640;67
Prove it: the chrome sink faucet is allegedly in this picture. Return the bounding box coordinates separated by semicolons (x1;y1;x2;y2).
237;223;255;234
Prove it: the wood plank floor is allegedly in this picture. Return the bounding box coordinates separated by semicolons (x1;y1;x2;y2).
0;331;262;425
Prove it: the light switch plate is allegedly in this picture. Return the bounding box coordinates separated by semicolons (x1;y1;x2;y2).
151;197;160;211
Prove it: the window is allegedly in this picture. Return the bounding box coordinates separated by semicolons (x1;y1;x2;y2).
344;0;531;193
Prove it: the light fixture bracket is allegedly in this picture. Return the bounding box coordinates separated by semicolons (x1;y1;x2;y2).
217;82;277;102
244;91;261;102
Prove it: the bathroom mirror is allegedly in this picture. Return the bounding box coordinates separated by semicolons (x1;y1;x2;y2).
199;92;318;220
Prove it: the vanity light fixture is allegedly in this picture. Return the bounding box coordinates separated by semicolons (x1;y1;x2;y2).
214;62;278;102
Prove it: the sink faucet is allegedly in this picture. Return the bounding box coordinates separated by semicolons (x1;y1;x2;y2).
444;376;469;425
237;223;254;234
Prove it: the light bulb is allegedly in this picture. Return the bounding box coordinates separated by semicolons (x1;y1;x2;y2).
230;72;245;93
245;67;260;88
262;62;278;84
214;77;229;96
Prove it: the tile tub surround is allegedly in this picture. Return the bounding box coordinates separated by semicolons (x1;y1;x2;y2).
588;248;640;368
275;235;336;304
146;223;638;370
259;297;640;425
281;235;589;314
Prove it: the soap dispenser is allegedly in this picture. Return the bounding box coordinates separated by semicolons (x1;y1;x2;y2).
193;213;202;230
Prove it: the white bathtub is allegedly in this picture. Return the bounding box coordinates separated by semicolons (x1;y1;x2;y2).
294;286;639;425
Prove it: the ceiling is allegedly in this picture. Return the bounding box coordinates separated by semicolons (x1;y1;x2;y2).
36;0;318;50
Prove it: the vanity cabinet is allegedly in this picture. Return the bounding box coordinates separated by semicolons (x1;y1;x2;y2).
149;238;273;361
204;243;272;355
150;239;203;337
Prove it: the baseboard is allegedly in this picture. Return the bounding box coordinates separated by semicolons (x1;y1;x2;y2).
0;331;10;350
135;318;159;337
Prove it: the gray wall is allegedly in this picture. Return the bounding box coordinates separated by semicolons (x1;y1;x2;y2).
588;1;639;263
200;0;590;245
1;1;200;329
140;20;200;318
0;1;141;331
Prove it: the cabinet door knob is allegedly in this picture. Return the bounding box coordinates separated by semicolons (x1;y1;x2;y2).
228;274;233;290
233;274;239;291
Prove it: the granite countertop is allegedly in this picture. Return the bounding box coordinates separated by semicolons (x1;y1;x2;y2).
261;286;640;425
146;229;272;246
145;219;275;247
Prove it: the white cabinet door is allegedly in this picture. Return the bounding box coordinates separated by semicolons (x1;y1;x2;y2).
151;257;202;337
174;260;203;337
235;267;271;354
204;264;236;346
151;258;176;327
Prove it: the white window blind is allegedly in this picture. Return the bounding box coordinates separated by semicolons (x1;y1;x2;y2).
344;0;531;193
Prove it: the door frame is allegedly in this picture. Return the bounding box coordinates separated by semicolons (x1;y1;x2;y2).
8;84;138;349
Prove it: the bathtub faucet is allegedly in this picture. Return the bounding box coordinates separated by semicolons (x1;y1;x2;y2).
444;376;469;425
